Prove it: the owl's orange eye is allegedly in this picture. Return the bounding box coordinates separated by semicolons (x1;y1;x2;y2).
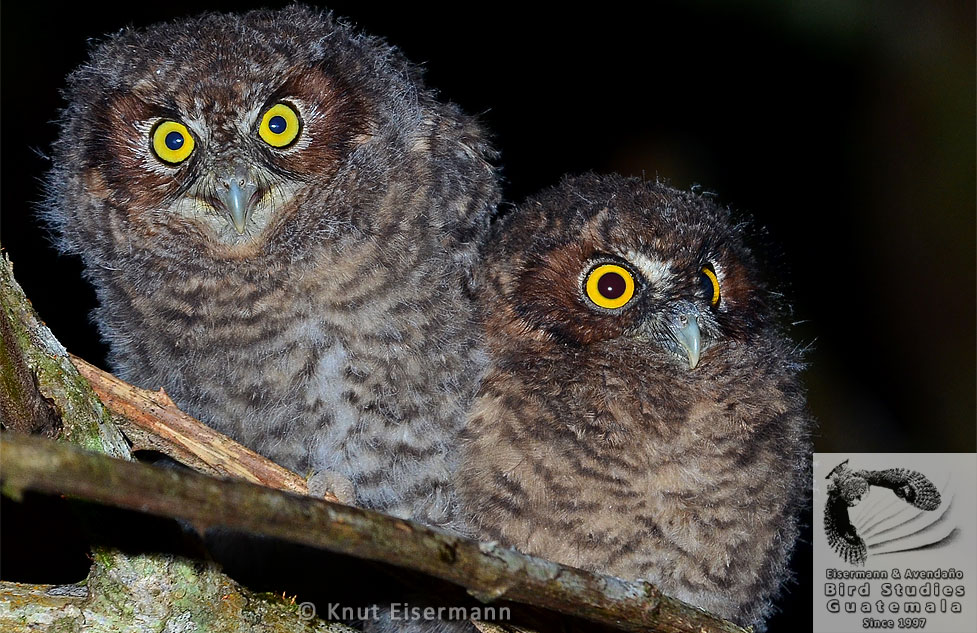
259;103;301;147
151;120;195;164
700;264;721;307
585;264;635;310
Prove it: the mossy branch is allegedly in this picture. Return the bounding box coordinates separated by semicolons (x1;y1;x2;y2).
1;431;745;633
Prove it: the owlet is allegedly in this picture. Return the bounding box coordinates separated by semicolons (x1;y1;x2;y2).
458;173;812;630
42;7;498;528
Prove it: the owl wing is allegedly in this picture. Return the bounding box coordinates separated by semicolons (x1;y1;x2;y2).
824;483;867;565
858;468;941;511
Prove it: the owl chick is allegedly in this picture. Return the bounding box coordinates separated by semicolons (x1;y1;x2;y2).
42;7;498;528
458;174;812;629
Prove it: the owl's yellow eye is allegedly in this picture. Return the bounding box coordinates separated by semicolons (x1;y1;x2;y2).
700;264;721;307
259;103;301;147
585;264;635;310
151;121;195;164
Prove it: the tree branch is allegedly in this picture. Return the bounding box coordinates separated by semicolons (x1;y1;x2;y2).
0;563;358;633
0;253;129;458
1;431;746;633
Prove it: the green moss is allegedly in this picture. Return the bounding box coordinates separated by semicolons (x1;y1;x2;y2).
48;617;83;633
1;254;128;458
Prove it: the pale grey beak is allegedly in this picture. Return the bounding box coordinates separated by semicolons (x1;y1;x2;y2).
634;302;708;369
226;179;249;234
668;311;702;369
216;170;259;235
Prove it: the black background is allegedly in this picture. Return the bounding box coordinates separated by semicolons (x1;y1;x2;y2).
2;1;974;630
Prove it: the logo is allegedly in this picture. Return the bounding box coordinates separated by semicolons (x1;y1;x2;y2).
812;453;976;633
823;459;943;566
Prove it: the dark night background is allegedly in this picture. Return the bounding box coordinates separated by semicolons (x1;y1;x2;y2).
1;1;974;631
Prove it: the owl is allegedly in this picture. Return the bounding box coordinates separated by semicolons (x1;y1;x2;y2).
457;173;813;630
824;459;941;566
42;7;498;529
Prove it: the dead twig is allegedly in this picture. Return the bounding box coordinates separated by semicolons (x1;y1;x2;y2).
69;354;335;501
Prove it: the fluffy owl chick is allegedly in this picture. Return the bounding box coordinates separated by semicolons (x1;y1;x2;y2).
458;174;812;629
43;7;498;528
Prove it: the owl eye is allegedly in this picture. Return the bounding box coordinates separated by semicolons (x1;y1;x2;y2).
699;264;721;307
585;264;636;310
151;120;195;164
259;103;301;148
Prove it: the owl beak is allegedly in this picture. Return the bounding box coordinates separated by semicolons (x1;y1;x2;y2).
225;180;250;234
667;310;702;369
216;171;260;234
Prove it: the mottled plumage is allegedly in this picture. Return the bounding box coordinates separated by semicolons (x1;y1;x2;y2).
43;6;498;528
824;459;941;566
458;174;812;629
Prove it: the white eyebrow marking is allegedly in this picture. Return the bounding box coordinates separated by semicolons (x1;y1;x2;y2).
623;250;672;285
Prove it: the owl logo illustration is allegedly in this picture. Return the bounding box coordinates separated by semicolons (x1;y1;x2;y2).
824;459;943;566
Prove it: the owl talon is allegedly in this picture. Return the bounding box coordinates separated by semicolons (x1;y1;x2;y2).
307;470;355;504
